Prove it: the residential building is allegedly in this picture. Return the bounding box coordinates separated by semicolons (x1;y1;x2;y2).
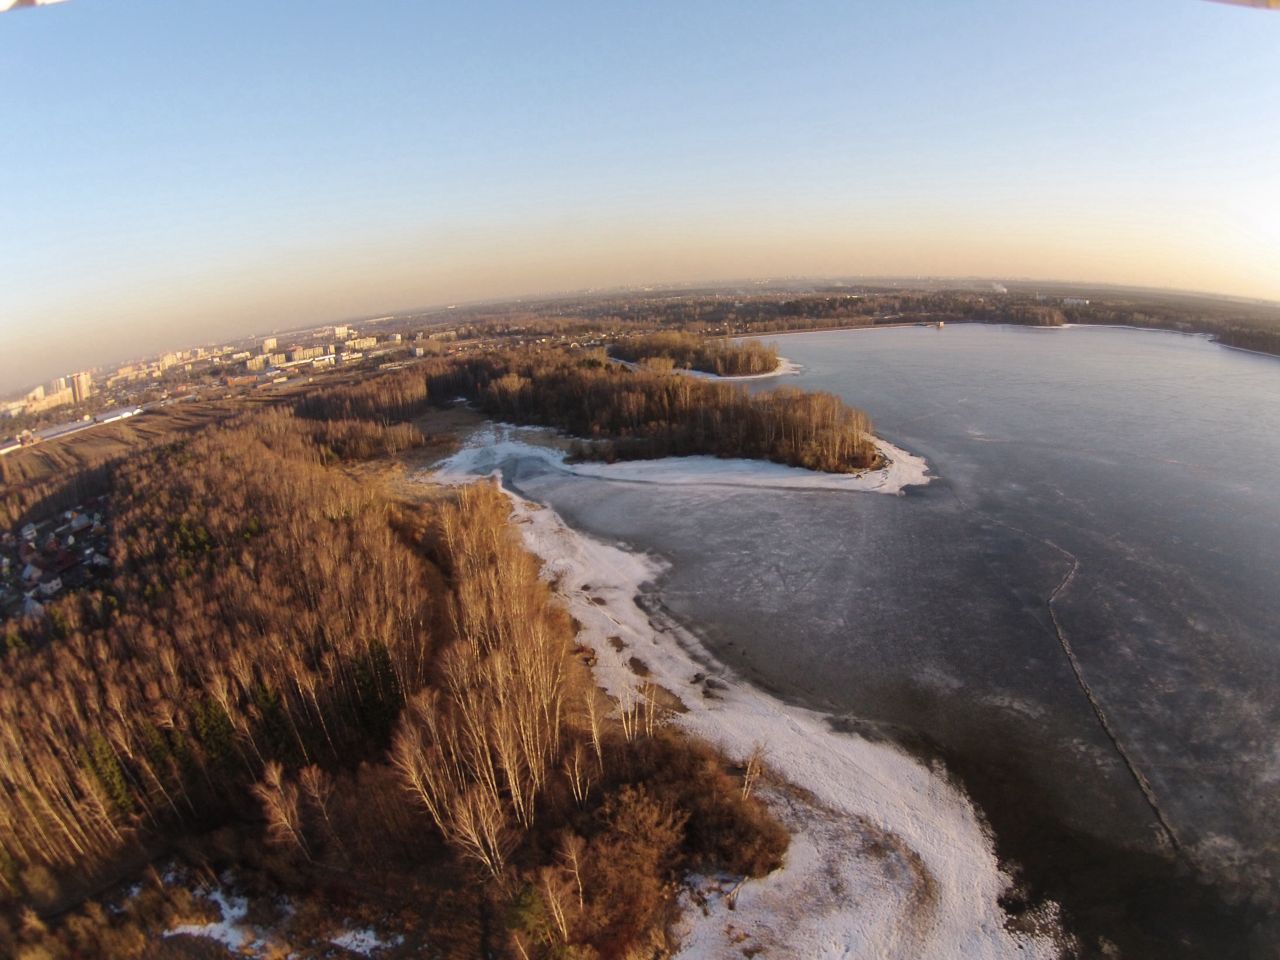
70;371;93;404
286;345;333;362
27;388;74;413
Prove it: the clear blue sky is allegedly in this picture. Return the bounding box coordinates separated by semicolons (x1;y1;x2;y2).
1;0;1278;392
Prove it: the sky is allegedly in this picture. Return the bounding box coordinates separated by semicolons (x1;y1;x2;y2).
1;1;1278;392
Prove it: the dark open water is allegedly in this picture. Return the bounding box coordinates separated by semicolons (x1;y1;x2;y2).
505;325;1280;957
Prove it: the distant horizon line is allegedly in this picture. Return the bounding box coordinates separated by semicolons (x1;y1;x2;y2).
392;273;1280;312
7;273;1279;398
329;273;1280;339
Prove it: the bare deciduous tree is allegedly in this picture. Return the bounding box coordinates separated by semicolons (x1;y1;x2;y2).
252;761;309;860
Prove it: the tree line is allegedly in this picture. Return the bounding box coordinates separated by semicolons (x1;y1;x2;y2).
1217;326;1280;357
431;287;1280;347
609;332;780;376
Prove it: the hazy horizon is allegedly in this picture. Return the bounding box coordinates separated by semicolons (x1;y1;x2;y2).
5;270;1279;395
3;1;1278;392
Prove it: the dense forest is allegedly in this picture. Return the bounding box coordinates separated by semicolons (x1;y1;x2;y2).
0;387;786;958
1217;326;1280;357
0;410;434;891
609;332;780;376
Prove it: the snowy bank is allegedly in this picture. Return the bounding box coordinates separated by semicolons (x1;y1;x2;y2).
610;355;804;381
680;356;804;380
422;458;1062;959
433;424;931;496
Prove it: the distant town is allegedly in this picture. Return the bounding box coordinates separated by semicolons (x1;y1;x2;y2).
0;318;473;456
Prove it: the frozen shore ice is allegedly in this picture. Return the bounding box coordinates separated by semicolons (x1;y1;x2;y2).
433;423;932;496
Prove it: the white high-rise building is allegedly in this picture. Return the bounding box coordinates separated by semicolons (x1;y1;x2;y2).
71;371;93;404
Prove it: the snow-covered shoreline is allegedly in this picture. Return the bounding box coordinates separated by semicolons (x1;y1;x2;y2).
1217;340;1280;362
609;355;804;380
680;356;804;380
425;442;1062;959
433;423;932;496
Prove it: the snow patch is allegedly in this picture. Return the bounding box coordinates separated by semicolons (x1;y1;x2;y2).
331;927;405;955
165;883;269;956
162;874;401;957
